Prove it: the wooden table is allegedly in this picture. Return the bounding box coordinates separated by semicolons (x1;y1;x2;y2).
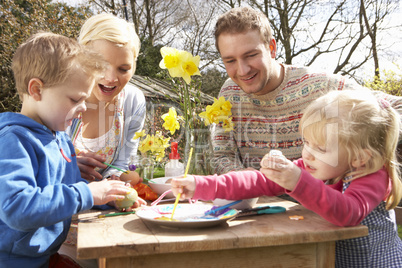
77;196;368;268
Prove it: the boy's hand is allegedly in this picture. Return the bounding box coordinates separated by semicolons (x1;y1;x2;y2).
87;179;131;205
260;152;301;191
171;175;196;200
134;197;147;208
76;150;107;181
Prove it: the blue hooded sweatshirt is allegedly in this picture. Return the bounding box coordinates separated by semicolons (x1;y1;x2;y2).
0;112;93;268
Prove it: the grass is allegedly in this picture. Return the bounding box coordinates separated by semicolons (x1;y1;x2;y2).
399;225;402;239
153;167;165;178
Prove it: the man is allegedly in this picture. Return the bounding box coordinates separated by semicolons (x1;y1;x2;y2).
211;6;401;175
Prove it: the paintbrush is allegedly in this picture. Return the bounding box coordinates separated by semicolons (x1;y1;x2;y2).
103;162;129;174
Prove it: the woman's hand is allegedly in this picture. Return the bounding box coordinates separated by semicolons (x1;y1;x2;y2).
171;175;196;200
260;152;301;191
76;150;107;181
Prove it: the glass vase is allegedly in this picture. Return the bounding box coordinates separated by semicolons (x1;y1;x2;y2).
185;127;213;175
138;156;155;182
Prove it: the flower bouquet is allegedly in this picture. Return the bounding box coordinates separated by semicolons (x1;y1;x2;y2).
158;47;234;175
133;107;183;180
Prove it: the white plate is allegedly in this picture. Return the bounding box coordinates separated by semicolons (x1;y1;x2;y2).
137;203;238;228
148;177;174;198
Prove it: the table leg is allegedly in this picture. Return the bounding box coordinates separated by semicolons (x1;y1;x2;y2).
100;242;335;268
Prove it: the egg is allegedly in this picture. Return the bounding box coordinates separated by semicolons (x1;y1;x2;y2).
268;150;283;157
261;150;284;168
120;170;142;187
116;188;138;210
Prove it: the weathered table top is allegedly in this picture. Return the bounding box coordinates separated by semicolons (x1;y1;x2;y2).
77;196;368;267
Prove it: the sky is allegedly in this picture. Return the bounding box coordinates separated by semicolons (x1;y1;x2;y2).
55;0;86;5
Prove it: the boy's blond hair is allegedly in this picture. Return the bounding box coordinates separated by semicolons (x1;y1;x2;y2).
12;32;107;101
78;13;141;63
214;6;273;52
300;90;402;209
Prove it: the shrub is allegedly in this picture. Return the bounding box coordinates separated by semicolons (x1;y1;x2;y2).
0;0;92;112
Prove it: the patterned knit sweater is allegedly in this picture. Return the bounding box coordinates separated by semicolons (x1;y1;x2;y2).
211;64;402;175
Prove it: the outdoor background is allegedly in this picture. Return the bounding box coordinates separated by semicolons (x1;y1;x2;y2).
1;0;402;113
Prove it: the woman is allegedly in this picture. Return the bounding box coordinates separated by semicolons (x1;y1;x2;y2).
62;13;147;268
67;13;146;185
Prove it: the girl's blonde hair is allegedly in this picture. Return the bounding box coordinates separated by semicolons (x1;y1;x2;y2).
12;32;107;100
300;90;402;209
214;6;273;52
78;13;140;63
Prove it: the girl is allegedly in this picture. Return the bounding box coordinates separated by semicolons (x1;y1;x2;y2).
172;89;402;267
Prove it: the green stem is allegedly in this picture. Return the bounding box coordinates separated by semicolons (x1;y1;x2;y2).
183;79;191;130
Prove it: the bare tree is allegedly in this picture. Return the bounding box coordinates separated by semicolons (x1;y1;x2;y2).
87;0;401;86
90;0;187;45
126;0;222;70
88;0;122;15
360;0;400;79
214;0;401;82
127;0;188;45
176;0;221;69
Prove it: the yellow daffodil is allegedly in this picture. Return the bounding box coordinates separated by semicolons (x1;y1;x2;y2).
138;132;171;162
159;47;183;78
219;97;232;116
199;97;234;132
222;117;235;132
138;134;153;154
133;130;146;140
159;46;201;85
179;51;201;84
161;107;182;135
152;132;171;162
199;103;221;125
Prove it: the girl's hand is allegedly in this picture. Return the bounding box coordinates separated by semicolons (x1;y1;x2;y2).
76;150;107;181
171;175;196;200
87;179;131;205
260;153;301;191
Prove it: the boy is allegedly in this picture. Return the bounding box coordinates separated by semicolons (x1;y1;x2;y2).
0;32;136;267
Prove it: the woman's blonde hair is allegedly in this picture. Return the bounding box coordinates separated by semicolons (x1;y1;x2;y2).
300;89;402;209
79;13;140;62
214;6;273;52
12;32;107;100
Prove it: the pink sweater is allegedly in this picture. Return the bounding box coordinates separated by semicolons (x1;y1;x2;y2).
193;159;390;227
211;65;402;175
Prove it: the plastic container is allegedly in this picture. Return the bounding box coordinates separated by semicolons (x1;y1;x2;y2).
213;198;259;210
164;142;184;177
